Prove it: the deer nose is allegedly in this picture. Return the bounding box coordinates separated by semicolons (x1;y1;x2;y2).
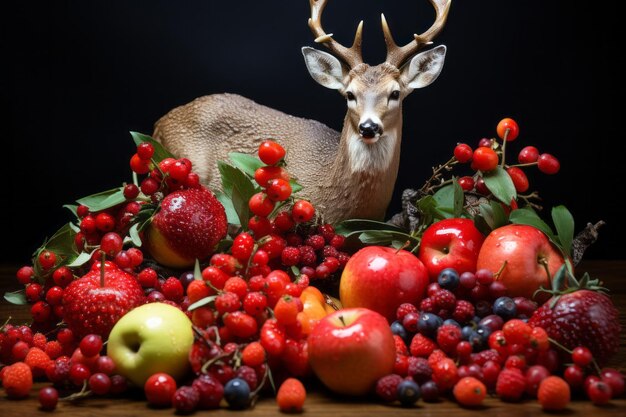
359;120;381;139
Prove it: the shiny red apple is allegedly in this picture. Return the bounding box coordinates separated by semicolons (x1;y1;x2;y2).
307;308;395;396
476;224;565;301
339;246;428;322
418;218;485;281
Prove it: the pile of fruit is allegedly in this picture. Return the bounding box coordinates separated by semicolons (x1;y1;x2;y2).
1;120;623;413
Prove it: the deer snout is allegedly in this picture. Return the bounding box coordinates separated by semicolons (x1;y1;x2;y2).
359;120;382;140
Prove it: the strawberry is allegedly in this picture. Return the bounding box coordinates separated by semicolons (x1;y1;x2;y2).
528;271;620;365
62;261;145;339
276;377;306;412
410;333;436;357
2;362;33;399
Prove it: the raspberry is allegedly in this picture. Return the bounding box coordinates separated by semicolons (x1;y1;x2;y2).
419;297;436;313
496;368;527;402
304;235;325;251
32;332;47;350
433;289;456;310
394;355;409;376
538;376;570;411
393;335;409;356
242;342;266;367
24;347;52;378
281;246;301;266
321;245;339;259
410;333;436;357
407;357;432;384
503;319;532;346
277;377;306;412
471;349;502;366
161;276;185;303
329;234;345;248
236;365;258;391
173;386;200;413
432;358;459;391
193;374;224;409
428;349;447;369
436;324;462;355
2;362;33;399
298;245;317;266
375;374;403;402
318;224;335;242
44;341;63;359
452;300;475;324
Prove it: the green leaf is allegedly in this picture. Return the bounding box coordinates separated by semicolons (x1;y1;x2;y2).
335;219;408;237
4;291;27;305
216;191;240;225
358;230;418;249
215;237;233;254
290;179;303;194
67;250;95;268
490;200;508;229
63;204;78;218
483;167;517;205
130;131;175;163
76;187;126;212
218;161;257;228
188;295;217;311
551;264;568;291
228;152;264;177
431;185;457;219
194;259;202;280
416;195;438;225
552;205;574;257
509;208;556;240
129;223;143;247
452;180;464;218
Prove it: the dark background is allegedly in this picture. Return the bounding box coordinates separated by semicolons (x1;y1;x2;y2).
2;1;623;264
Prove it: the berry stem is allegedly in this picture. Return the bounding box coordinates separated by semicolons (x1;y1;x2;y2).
419;157;457;194
548;337;572;354
509;162;539;168
500;128;509;167
60;380;91;402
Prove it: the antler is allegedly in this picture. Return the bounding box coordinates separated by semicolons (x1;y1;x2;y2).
308;0;364;68
382;0;451;67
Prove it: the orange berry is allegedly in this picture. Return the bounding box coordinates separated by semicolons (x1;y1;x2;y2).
2;362;33;399
24;347;52;378
274;296;299;326
186;280;211;303
453;377;487;407
276;377;306;413
538;376;570;411
242;342;266;368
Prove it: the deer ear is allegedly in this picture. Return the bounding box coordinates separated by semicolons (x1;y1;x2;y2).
401;45;447;90
302;47;348;90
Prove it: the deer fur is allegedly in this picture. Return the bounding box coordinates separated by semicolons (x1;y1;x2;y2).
153;0;450;225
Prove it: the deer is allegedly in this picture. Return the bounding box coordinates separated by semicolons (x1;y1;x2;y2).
152;0;451;225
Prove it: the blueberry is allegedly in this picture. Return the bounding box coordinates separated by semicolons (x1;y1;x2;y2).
420;381;439;402
467;330;486;351
461;325;474;341
475;300;492;317
397;380;420;406
476;324;493;339
417;313;443;338
443;319;461;328
437;268;460;290
224;378;250;410
391;320;409;343
493;296;517;320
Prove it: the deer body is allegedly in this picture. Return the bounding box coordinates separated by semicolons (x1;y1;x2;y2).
153;0;451;224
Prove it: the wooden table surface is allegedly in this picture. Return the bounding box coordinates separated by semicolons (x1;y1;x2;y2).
1;260;625;416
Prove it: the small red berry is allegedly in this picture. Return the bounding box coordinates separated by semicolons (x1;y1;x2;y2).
39;386;59;410
587;380;612;405
266;178;292;201
496;118;520;141
38;250;57;270
136;142;155;160
518;146;539;164
458;176;475;191
537;153;560;174
248;192;275;217
292;200;315;223
124;183;140;199
571;346;593;367
472;147;499;172
16;266;34;284
258;140;286;166
140;177;160;195
100;232;124;257
454;143;473;163
506;167;529;193
145;372;177;407
130;153;151;174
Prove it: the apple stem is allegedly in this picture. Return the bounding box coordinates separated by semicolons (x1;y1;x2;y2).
100;251;106;288
494;260;508;280
338;314;346;326
538;257;552;282
395;240;411;254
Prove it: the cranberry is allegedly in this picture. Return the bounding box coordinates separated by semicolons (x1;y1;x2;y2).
518;146;539;164
537;153;560;174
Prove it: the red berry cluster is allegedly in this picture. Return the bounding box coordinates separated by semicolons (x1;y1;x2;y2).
0;326;128;410
453;118;560;199
375;265;624;408
129;142;200;199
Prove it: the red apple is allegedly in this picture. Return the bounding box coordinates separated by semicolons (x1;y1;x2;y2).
307;308;395;396
145;186;227;268
339;246;428;322
476;224;565;301
418;218;485;281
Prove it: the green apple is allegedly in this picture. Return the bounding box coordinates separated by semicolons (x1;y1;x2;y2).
107;302;194;387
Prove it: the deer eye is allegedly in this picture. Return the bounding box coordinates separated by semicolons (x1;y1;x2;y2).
346;92;356;101
389;90;400;100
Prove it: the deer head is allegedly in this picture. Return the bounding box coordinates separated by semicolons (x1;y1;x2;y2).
302;0;450;173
